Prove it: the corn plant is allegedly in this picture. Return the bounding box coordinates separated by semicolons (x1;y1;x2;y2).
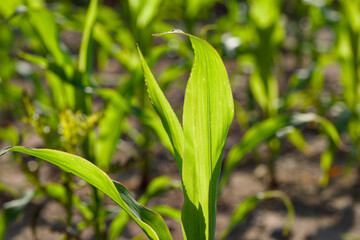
210;0;342;188
1;29;234;239
0;1;123;238
333;0;360;171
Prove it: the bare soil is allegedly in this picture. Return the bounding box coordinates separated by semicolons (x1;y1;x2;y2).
1;124;360;240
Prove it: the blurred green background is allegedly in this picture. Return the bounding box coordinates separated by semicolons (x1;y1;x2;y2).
1;0;360;239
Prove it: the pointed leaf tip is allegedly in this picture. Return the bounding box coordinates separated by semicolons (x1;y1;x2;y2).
152;29;185;37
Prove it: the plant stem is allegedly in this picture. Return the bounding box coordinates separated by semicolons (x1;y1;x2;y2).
262;190;295;236
268;139;280;189
91;186;103;240
64;172;73;240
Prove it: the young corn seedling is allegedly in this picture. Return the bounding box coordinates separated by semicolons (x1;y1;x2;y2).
1;1;126;238
214;0;342;189
1;30;234;239
332;0;360;178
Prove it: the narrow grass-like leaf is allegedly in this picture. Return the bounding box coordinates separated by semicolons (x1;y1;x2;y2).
0;190;34;240
138;46;184;172
26;9;70;65
220;113;341;193
319;148;335;186
151;205;181;223
134;108;174;155
0;147;172;240
26;9;75;110
79;0;98;74
171;31;234;240
219;195;259;239
44;183;93;221
0;126;19;146
112;181;173;239
109;176;180;240
140;30;234;239
220;190;294;239
95;89;128;170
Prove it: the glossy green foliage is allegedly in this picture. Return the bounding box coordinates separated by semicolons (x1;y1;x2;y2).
220;190;294;239
220;113;341;192
94;89;128;170
0;191;34;240
0;147;172;240
108;176;180;240
139;30;234;240
181;33;234;240
138;43;185;172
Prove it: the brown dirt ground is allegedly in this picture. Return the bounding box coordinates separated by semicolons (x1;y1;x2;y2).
1;123;360;240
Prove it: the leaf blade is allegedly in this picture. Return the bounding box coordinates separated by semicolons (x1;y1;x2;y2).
138;46;185;172
179;33;234;240
0;147;172;240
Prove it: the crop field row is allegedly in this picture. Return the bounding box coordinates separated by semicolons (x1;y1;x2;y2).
0;0;359;240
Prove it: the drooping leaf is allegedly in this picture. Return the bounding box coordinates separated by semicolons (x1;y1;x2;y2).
109;176;180;240
0;147;172;240
220;190;294;239
219;195;260;239
112;181;173;239
0;190;34;240
220;113;341;192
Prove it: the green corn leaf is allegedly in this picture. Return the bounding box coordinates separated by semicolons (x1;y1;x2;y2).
134;108;174;156
286;128;309;153
79;0;98;74
220;190;294;239
25;8;75;110
0;190;34;240
139;30;234;239
95;89;128;170
136;0;162;28
0;147;172;240
219;195;259;239
112;181;173;239
220;113;341;193
185;0;215;19
26;9;71;66
177;31;234;240
138;45;185;172
138;176;181;204
0;126;19;146
108;209;129;240
249;72;267;112
43;183;94;221
249;0;282;29
151;205;181;223
109;176;180;240
319;147;335;187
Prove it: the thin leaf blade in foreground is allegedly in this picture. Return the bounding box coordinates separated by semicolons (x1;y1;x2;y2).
0;147;172;240
179;32;234;240
138;47;184;172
